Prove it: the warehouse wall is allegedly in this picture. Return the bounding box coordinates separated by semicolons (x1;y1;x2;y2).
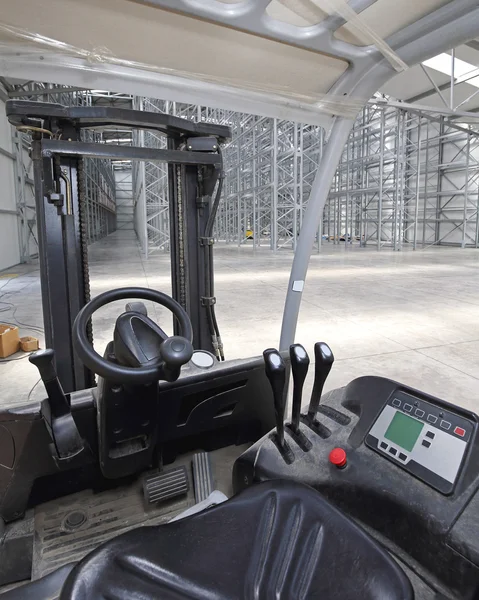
0;99;20;270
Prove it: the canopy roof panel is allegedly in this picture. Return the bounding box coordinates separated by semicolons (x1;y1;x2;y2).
267;0;450;44
0;0;477;123
0;0;349;97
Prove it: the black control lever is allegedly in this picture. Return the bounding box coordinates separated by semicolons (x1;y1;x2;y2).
29;349;71;418
29;349;85;461
263;348;287;449
307;342;334;423
289;344;310;434
160;336;194;382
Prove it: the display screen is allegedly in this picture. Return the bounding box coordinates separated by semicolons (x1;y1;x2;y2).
384;411;424;452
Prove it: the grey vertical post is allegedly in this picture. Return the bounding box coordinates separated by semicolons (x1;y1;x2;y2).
280;118;354;350
345;137;350;246
450;49;455;110
462;134;470;248
413;118;422;250
272;118;278;252
236;114;241;247
359;108;366;247
378;110;385;250
436;118;445;245
140;154;148;257
293;123;299;251
398;110;406;250
393;111;400;251
299;125;304;236
252;121;257;250
475;136;479;248
423;121;429;247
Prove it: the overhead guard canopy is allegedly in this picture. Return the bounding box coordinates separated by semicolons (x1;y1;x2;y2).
0;0;462;125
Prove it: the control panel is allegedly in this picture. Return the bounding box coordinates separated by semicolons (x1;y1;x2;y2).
366;391;473;494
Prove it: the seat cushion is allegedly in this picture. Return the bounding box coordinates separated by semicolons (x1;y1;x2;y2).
60;480;413;600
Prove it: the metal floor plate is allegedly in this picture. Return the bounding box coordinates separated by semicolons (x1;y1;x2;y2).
32;445;246;580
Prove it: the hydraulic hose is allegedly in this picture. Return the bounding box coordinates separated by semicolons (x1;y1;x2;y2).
203;147;225;359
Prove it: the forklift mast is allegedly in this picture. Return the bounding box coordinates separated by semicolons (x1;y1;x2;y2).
6;100;231;392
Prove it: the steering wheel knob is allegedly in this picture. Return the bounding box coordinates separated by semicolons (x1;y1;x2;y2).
160;336;194;369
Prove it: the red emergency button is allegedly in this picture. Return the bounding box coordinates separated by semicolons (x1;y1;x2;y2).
454;426;466;437
329;447;347;468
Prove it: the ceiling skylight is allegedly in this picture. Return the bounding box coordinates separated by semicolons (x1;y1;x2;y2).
422;53;479;88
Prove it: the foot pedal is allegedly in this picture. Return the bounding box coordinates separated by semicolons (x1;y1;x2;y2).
143;466;189;504
192;452;214;503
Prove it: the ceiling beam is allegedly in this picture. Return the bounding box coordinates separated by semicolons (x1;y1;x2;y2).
466;40;479;51
406;59;479;104
9;86;90;98
405;81;452;103
0;77;14;93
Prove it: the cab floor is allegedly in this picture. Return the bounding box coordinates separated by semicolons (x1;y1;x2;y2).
31;444;245;581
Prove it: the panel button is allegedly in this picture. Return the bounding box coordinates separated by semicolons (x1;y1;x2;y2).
392;399;401;408
389;447;397;456
427;414;437;424
426;431;435;440
440;420;451;430
380;441;388;450
398;452;407;461
415;409;425;418
422;440;431;448
403;403;413;413
454;426;466;437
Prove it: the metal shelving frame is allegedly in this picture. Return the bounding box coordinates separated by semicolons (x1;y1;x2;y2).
326;103;479;251
132;97;479;256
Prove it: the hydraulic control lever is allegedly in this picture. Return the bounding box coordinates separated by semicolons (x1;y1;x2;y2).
29;349;72;419
306;342;334;423
29;349;85;461
263;348;287;449
287;343;313;452
289;344;309;434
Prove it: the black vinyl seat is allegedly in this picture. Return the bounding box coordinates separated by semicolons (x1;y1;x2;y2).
56;480;413;600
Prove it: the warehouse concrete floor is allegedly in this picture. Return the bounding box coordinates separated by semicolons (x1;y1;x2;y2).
1;230;479;411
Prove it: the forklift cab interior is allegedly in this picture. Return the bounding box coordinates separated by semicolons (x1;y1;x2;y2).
2;1;479;599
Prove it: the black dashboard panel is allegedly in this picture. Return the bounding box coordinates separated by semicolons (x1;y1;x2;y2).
234;376;479;599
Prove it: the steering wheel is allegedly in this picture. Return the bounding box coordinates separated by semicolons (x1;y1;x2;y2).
72;287;193;384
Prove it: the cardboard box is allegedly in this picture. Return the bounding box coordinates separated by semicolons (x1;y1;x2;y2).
20;336;39;352
0;324;20;358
